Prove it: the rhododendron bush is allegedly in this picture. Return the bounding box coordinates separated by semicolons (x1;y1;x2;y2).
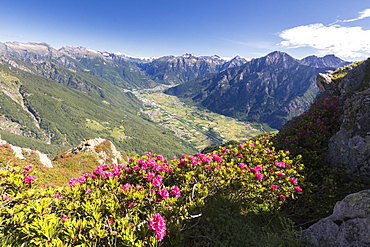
0;135;303;246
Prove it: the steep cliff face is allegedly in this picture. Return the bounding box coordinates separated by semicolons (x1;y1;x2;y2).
321;59;370;175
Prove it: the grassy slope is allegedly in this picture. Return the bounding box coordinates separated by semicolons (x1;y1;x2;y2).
0;63;196;158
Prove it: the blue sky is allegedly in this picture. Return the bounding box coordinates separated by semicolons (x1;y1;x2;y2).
0;0;369;60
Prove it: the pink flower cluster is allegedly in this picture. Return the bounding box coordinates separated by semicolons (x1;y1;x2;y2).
23;175;35;184
22;165;36;183
149;214;166;242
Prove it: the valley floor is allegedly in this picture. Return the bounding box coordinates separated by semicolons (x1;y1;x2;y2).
133;87;264;150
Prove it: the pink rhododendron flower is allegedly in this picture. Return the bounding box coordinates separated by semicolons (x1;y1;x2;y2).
239;163;245;169
158;188;169;199
279;195;286;200
112;168;121;176
196;152;204;158
77;176;86;184
2;194;9;201
213;155;223;162
122;184;132;191
252;165;262;173
147;172;156;181
108;218;115;224
93;166;104;175
294;187;303;192
86;189;91;194
201;156;212;163
149;214;166;242
62;215;70;222
23;175;35;183
102;171;114;179
271;184;279;190
290;177;298;185
170;186;181;197
53;192;62;199
249;143;255;147
277;172;285;177
274;162;286;167
255;173;263;180
152;175;163;187
24;165;33;171
68;178;80;188
128;201;135;207
165;168;173;173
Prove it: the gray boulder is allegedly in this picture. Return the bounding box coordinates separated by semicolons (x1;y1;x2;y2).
300;190;370;247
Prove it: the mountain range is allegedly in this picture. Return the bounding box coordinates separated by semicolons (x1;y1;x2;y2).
0;41;350;155
165;51;350;129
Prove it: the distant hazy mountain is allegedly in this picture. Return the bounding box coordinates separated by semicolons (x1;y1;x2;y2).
137;53;231;85
0;42;248;88
165;51;350;129
0;42;157;89
300;54;350;68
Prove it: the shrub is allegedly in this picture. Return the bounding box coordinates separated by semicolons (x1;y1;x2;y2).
272;95;365;225
0;135;304;246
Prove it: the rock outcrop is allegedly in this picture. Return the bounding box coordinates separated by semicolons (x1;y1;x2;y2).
323;59;370;175
55;137;128;165
317;70;334;93
300;190;370;247
0;138;53;167
302;58;370;246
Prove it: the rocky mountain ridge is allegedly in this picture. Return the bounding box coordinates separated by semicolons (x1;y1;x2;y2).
165;51;350;129
0;42;349;88
0;42;246;88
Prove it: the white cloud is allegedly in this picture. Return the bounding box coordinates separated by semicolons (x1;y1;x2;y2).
358;8;370;20
279;23;370;59
278;8;370;59
338;8;370;23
